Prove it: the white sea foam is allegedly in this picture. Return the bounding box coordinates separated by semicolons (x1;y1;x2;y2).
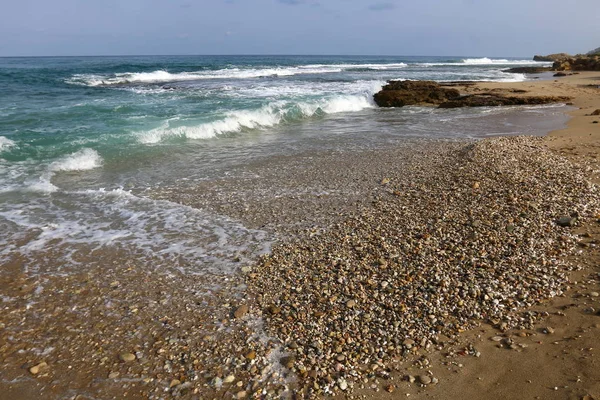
419;59;552;67
49;148;103;172
65;63;407;86
137;94;375;144
0;136;16;152
0;188;271;275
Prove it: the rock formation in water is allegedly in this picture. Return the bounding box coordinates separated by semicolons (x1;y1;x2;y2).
373;80;571;109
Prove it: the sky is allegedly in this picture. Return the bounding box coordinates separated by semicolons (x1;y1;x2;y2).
1;0;599;57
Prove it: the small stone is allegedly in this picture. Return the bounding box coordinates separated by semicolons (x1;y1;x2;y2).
403;338;415;348
556;216;576;227
240;266;252;274
338;379;348;391
223;375;236;384
169;379;181;388
385;384;396;393
418;375;432;385
119;352;136;362
407;375;415;383
381;178;390;185
236;391;247;399
590;292;599;297
245;350;256;360
346;300;356;308
267;305;281;315
108;372;120;379
472;181;480;189
29;362;48;375
544;327;555;334
491;336;503;342
281;356;296;369
233;304;249;319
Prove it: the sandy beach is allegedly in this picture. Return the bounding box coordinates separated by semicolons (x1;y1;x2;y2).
2;72;600;400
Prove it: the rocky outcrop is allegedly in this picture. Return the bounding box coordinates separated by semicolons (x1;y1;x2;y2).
373;80;571;109
438;94;572;109
372;80;460;107
552;54;600;71
503;67;552;74
533;53;571;62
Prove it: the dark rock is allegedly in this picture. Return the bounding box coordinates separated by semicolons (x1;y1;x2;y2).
504;67;552;74
553;72;567;77
438;94;571;109
373;81;571;109
373;80;461;107
556;216;576;227
591;109;600;116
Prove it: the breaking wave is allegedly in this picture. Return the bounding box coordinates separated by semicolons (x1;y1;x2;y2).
138;95;375;144
50;148;103;172
0;136;15;153
66;63;408;86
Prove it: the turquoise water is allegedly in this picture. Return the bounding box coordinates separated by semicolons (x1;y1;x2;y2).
0;55;568;275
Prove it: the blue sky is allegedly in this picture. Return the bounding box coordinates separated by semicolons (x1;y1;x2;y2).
1;0;599;57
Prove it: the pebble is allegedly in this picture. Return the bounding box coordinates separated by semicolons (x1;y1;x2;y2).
280;356;295;369
338;379;348;391
233;304;249;319
556;216;577;227
418;375;432;385
108;372;119;379
590;292;599;297
346;300;356;308
223;375;236;384
236;391;247;399
169;379;181;388
245;350;256;360
29;362;48;375
119;352;136;362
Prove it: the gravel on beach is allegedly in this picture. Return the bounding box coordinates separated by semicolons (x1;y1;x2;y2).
1;136;598;399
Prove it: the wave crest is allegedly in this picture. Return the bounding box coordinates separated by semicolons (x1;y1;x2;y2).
0;136;16;153
50;148;103;172
138;95;374;144
66;63;408;87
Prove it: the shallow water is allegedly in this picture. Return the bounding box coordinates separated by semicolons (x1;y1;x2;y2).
0;55;568;277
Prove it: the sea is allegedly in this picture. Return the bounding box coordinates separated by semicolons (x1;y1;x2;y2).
0;55;569;276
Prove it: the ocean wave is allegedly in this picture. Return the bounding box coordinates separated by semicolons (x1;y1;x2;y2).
418;58;552;67
65;63;408;87
49;148;103;172
137;94;375;144
0;136;16;153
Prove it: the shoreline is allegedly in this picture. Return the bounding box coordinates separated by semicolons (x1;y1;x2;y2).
1;74;600;399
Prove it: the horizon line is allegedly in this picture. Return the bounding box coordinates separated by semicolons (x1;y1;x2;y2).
0;53;535;59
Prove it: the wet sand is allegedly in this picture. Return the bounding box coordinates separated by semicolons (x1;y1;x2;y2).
1;73;600;399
